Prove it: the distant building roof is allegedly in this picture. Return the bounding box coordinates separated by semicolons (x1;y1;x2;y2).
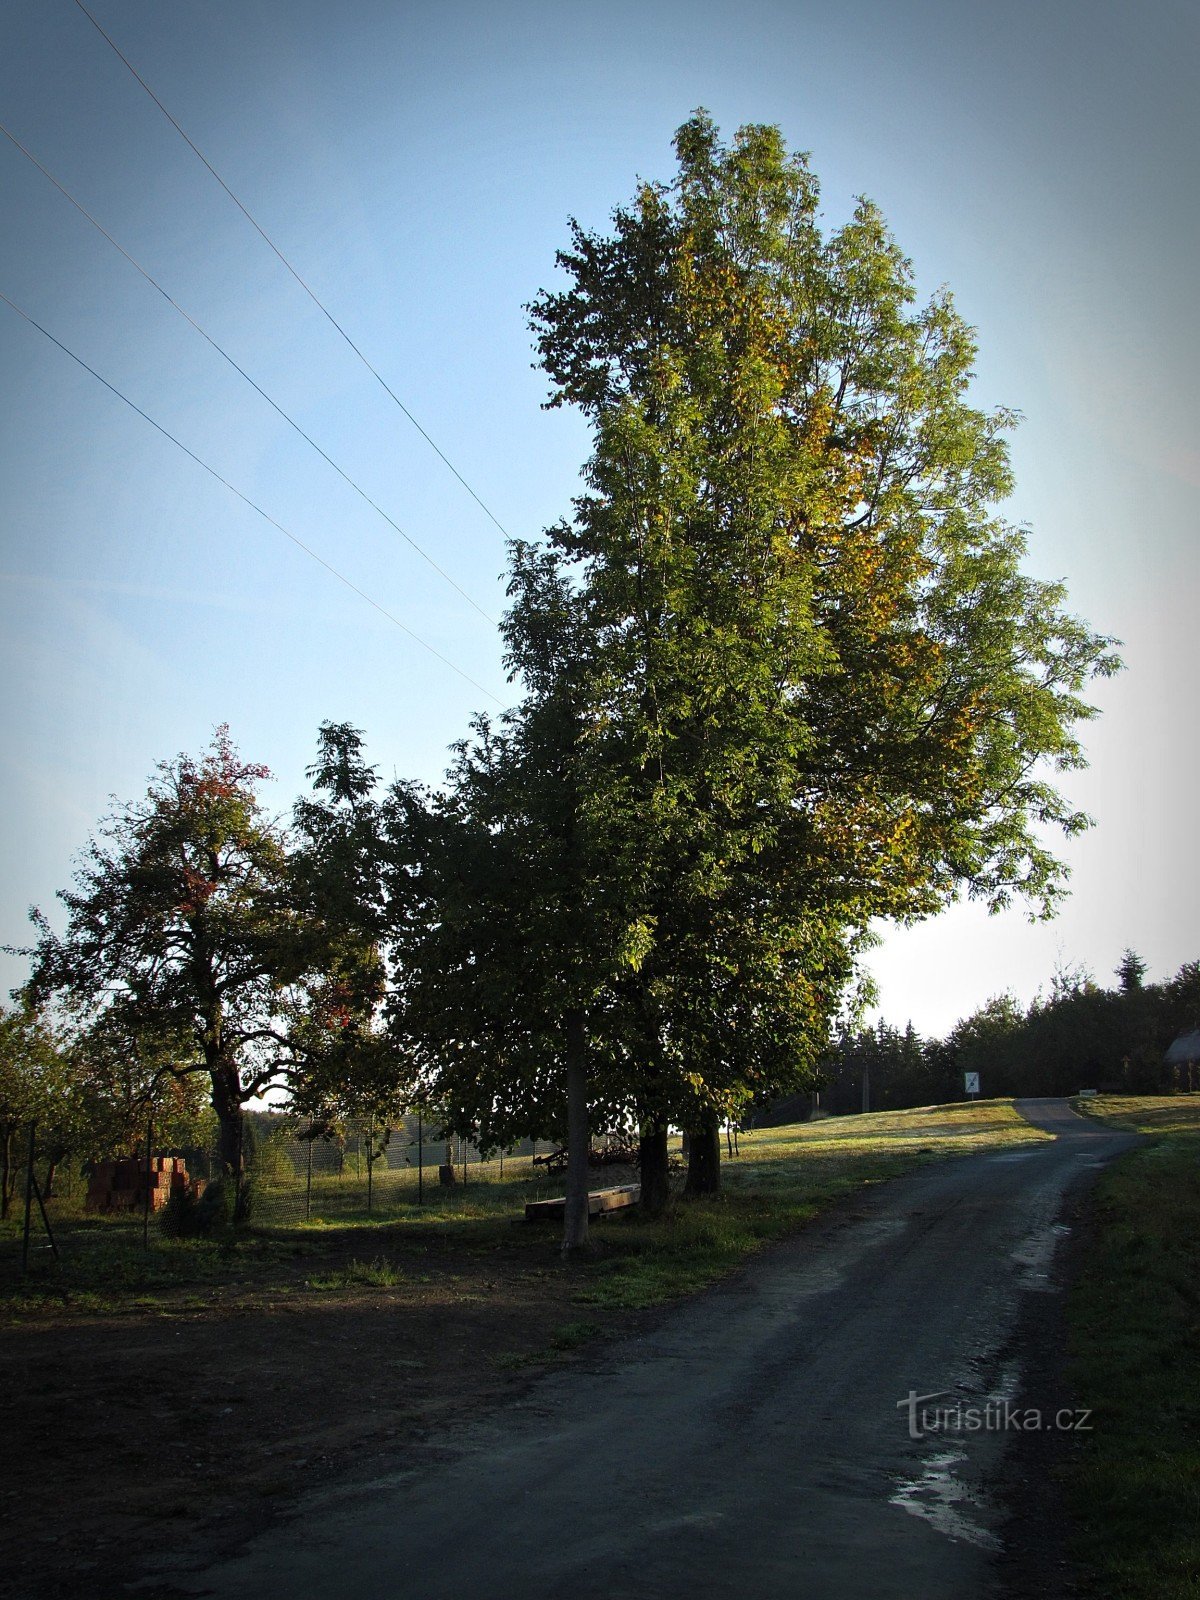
1165;1029;1200;1066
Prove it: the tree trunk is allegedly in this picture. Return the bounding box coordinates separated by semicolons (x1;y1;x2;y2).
638;1123;670;1217
440;1130;457;1185
216;1106;243;1181
0;1124;12;1221
209;1058;244;1183
561;1008;590;1257
684;1114;721;1196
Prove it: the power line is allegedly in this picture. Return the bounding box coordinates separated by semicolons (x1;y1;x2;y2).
0;288;504;707
70;0;513;543
0;120;496;627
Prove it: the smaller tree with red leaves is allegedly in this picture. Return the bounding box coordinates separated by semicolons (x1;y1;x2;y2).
17;726;368;1192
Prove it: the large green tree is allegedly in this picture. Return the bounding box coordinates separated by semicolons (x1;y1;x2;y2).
382;581;641;1250
292;653;650;1250
516;112;1118;1195
258;115;1119;1242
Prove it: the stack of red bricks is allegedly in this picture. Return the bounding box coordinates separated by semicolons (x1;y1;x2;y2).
85;1154;196;1213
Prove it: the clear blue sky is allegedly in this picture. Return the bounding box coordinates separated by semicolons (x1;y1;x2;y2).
2;0;1196;1036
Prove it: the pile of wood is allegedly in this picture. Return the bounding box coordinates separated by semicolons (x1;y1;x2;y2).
85;1155;201;1213
533;1140;639;1175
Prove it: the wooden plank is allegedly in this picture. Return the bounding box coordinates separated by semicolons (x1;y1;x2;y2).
524;1183;641;1221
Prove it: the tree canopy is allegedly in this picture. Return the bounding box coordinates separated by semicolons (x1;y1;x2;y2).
18;726;380;1183
510;112;1119;1198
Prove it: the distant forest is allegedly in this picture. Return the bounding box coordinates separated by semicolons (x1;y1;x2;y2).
817;952;1200;1114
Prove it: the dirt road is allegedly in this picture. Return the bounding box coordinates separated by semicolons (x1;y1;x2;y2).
169;1099;1133;1600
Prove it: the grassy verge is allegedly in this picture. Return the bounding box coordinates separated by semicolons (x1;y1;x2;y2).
1066;1095;1200;1598
1;1099;1047;1321
572;1099;1049;1310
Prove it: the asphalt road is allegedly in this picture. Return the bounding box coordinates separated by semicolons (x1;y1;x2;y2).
170;1099;1136;1600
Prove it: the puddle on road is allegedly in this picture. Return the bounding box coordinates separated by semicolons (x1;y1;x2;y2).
889;1449;1001;1551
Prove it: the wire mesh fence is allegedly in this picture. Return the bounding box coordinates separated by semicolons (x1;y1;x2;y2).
3;1113;579;1292
5;1109;629;1277
242;1114;550;1226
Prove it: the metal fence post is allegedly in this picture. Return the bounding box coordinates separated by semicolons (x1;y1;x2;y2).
417;1112;424;1206
143;1116;153;1248
19;1121;59;1270
305;1124;313;1222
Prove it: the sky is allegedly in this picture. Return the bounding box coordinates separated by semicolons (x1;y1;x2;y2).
1;0;1196;1039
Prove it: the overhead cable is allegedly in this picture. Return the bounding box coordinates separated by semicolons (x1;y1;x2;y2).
0;288;504;706
0;120;496;626
69;0;513;543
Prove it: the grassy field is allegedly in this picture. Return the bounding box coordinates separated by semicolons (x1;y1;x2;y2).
1067;1094;1200;1598
1;1098;1047;1320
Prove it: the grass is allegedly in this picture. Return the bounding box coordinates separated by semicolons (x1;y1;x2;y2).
1070;1092;1200;1138
1;1099;1047;1321
567;1100;1051;1309
307;1256;405;1291
0;1222;305;1311
1065;1094;1200;1598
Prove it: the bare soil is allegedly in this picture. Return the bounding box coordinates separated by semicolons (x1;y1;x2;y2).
0;1224;646;1600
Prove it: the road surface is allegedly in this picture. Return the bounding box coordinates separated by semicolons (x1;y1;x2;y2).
169;1099;1135;1600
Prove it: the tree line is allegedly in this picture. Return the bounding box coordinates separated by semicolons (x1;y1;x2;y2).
4;115;1120;1250
820;951;1200;1115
